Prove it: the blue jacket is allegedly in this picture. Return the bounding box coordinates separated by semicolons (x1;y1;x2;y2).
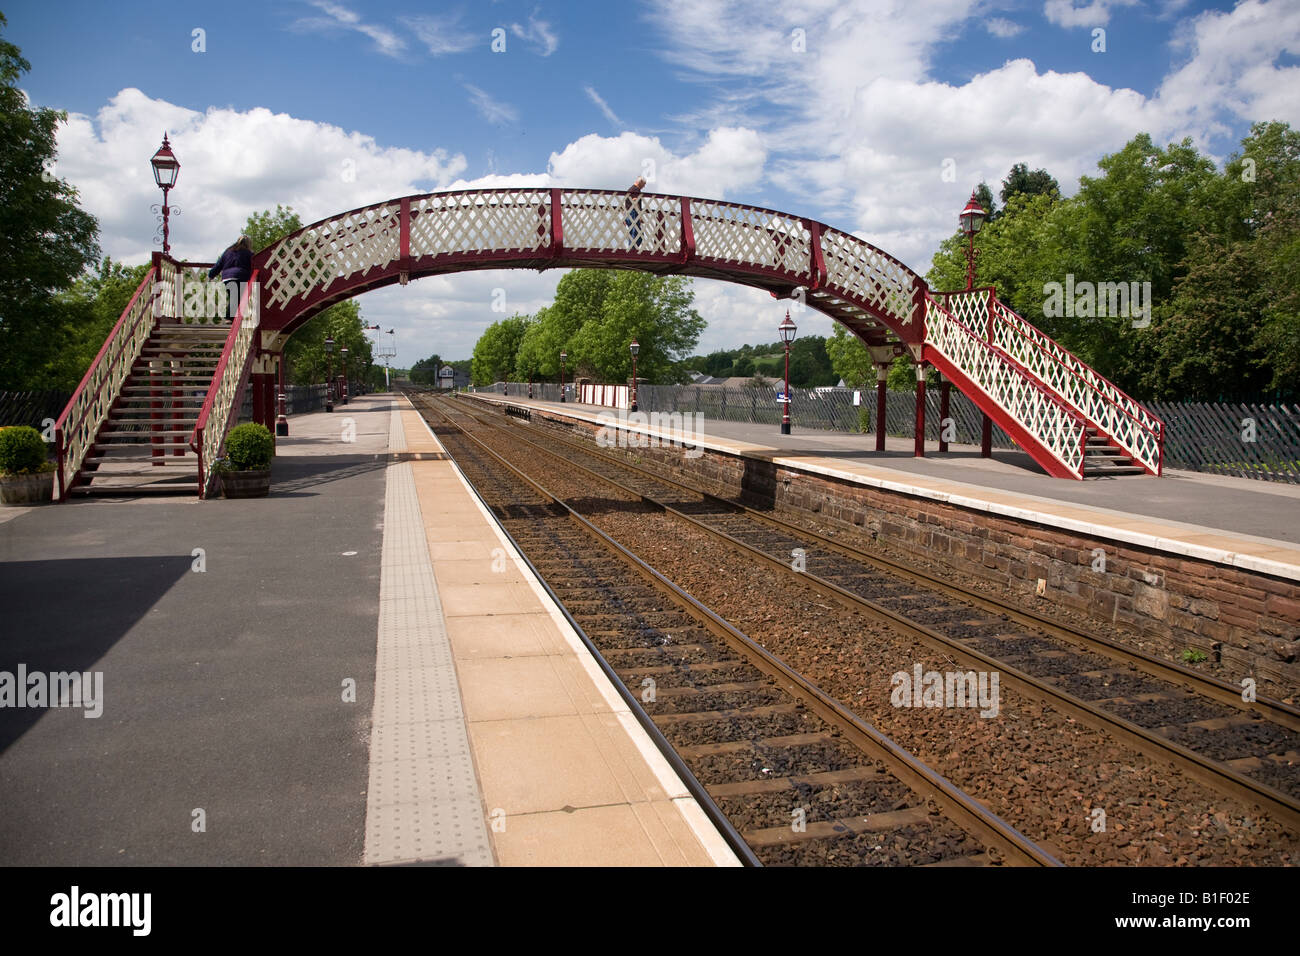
208;248;252;282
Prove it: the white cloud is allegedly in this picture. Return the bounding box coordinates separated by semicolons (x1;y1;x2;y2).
510;14;559;55
985;17;1025;38
1042;0;1139;29
546;128;765;197
401;14;478;55
51;88;465;266
294;0;406;58
584;86;624;128
1157;0;1300;142
463;84;520;126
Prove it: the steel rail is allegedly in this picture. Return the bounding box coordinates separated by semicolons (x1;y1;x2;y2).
463;391;1300;730
418;393;1062;867
447;392;1300;832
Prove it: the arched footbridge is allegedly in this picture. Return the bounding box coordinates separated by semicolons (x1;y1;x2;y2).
54;187;1164;498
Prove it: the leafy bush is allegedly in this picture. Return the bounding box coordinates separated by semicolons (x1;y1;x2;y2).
1181;648;1208;665
224;423;274;471
0;426;52;476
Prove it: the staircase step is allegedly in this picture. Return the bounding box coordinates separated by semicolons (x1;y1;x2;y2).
123;377;215;384
72;483;200;497
98;430;195;438
84;452;196;463
109;409;200;418
1086;465;1146;476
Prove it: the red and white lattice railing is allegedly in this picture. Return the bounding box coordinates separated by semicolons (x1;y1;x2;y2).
54;261;168;500
939;289;1164;475
924;293;1088;479
256;189;923;339
190;270;260;498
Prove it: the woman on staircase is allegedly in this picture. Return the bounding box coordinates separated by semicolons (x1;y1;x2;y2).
207;235;253;320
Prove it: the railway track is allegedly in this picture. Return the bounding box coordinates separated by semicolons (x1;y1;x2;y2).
415;393;1060;867
440;391;1300;833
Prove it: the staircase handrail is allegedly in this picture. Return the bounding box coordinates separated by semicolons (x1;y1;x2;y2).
924;292;1089;478
189;270;260;498
983;294;1164;473
54;264;165;499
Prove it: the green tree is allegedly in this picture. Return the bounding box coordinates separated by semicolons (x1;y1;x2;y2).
560;271;705;383
516;270;617;379
244;204;302;251
999;163;1060;208
472;314;532;385
46;258;150;390
824;323;874;387
0;15;101;388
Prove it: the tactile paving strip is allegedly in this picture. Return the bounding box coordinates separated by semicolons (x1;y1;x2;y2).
362;454;494;866
388;399;407;452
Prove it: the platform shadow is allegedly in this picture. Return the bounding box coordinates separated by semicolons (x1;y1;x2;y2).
0;555;190;753
268;455;389;495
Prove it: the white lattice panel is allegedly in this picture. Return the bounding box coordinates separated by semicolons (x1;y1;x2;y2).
561;190;682;257
689;200;808;274
411;190;551;258
926;296;1085;477
820;228;916;328
986;298;1161;473
942;289;990;333
262;204;401;309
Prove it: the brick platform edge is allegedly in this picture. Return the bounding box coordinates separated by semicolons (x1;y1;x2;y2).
486;400;1300;699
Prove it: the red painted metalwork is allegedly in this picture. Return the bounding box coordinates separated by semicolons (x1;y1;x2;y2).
399;196;411;281
807;221;827;291
679;197;695;265
913;368;926;458
981;415;992;458
549;187;563;257
875;372;888;453
938;380;951;453
252;189;922;348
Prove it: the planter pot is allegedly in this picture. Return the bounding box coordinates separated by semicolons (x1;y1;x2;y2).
219;469;271;499
0;472;54;506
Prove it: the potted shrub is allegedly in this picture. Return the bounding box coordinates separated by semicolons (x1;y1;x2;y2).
215;422;274;498
0;426;56;505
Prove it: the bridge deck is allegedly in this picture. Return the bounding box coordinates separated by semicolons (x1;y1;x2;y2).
0;394;733;866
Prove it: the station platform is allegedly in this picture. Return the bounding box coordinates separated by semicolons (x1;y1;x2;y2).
471;393;1300;582
0;394;736;867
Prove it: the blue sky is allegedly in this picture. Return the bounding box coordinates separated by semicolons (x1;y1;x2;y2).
7;0;1298;366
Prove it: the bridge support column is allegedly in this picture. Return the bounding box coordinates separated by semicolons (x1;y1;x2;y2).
938;379;951;453
276;353;289;437
981;414;992;458
875;365;889;453
251;353;276;433
913;363;926;458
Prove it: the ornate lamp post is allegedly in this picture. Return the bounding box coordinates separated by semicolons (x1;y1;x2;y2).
149;134;180;257
559;349;567;403
959;191;992;457
629;338;639;412
959;190;986;291
778;310;797;435
324;336;335;412
339;346;349;405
